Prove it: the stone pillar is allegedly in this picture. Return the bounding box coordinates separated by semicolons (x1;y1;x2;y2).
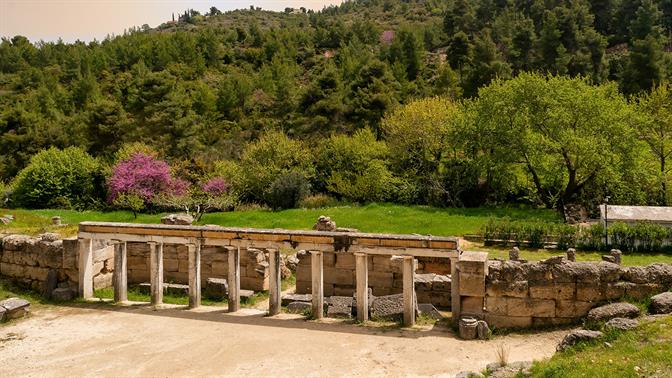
78;238;93;299
188;242;201;309
149;242;163;306
113;240;128;302
354;252;369;322
457;251;488;320
268;249;281;316
402;255;416;327
450;255;460;327
228;246;240;313
310;251;324;319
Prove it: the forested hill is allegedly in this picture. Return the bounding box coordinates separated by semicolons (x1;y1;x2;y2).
1;0;671;182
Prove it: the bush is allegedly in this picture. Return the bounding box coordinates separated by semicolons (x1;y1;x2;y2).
266;171;310;210
236;131;314;204
157;177;237;220
108;152;188;207
299;194;339;209
12;147;102;209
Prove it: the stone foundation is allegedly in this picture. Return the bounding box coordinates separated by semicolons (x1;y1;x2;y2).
483;260;672;328
0;235;112;293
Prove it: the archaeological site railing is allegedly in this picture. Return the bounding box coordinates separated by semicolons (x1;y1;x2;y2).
77;222;461;326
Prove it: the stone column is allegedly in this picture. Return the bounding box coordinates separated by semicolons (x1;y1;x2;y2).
149;242;163;306
450;256;460;328
355;252;369;322
228;246;240;312
188;242;201;309
78;238;93;299
402;255;416;327
268;249;281;316
113;240;128;302
310;251;324;319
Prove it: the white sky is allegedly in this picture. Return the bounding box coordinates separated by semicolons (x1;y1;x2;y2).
0;0;343;42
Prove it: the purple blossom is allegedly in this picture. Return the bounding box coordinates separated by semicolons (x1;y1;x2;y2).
202;177;229;197
108;153;188;203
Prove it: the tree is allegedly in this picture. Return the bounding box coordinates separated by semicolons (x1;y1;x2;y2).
470;73;638;214
638;83;672;204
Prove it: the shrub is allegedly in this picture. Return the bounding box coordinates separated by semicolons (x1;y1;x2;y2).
12;147;102;209
298;194;339;209
108;153;187;207
112;193;145;218
266;171;310;210
236;130;314;204
158;177;236;220
0;181;11;207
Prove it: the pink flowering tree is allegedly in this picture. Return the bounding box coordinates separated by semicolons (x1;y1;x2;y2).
108;153;188;216
159;176;235;221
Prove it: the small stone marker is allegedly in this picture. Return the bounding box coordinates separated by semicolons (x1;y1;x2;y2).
509;247;520;261
313;215;336;231
51;288;75;301
610;249;622;265
287;301;312;314
566;248;576;262
51;216;61;226
458;317;478;340
0;297;30;320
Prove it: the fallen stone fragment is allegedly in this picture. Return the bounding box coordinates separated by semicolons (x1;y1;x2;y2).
160;214;194;225
204;278;228;299
586;302;640;322
477;320;490;340
371;294;406;321
0;306;6;322
286;301;312;314
459;317;478;340
326;296;354;319
557;330;603;352
281;293;312;306
51;288;75;302
604;317;638;331
0;298;30;320
650;292;672;314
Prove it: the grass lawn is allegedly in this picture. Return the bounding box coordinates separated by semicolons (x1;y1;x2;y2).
0;203;559;238
529;316;672;377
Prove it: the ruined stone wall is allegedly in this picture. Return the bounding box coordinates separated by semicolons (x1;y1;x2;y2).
483;260;672;329
126;243;270;291
0;235;112;293
294;251;452;308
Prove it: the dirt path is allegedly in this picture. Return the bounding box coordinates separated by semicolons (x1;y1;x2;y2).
0;304;567;377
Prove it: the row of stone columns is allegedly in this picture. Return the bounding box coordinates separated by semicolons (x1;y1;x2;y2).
310;251;416;326
78;238;284;315
79;239;420;326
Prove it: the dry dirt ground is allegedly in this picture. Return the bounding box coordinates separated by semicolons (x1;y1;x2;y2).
0;303;567;377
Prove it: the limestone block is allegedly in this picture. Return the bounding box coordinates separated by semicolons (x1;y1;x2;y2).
0;297;30;319
555;300;594;318
529;283;575;300
603;282;627;300
26;266;49;281
485;296;508;315
371;287;393;296
461;296;484;314
93;245;114;262
281;293;312;306
626;283;665;300
419;261;451;275
127;256;148;271
322;252;336;267
93;272;113;289
164;258;179;273
240;276;268;291
334;253;355;269
333;285;355;296
458;252;488;274
62;248;77;270
39;243;64;269
178;259;189;273
532;317;579;328
92;260;104;275
576;283;605;302
164;271;188;284
487;280;528;298
296;265;311;283
323;267;354;286
128;269;148;284
323;283;335;297
368;271;394;288
0;250;13;264
485;314;532;329
295;280;311;294
459;272;485;297
506;298;555;318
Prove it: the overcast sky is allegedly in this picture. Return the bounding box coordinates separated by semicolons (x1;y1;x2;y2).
0;1;342;43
